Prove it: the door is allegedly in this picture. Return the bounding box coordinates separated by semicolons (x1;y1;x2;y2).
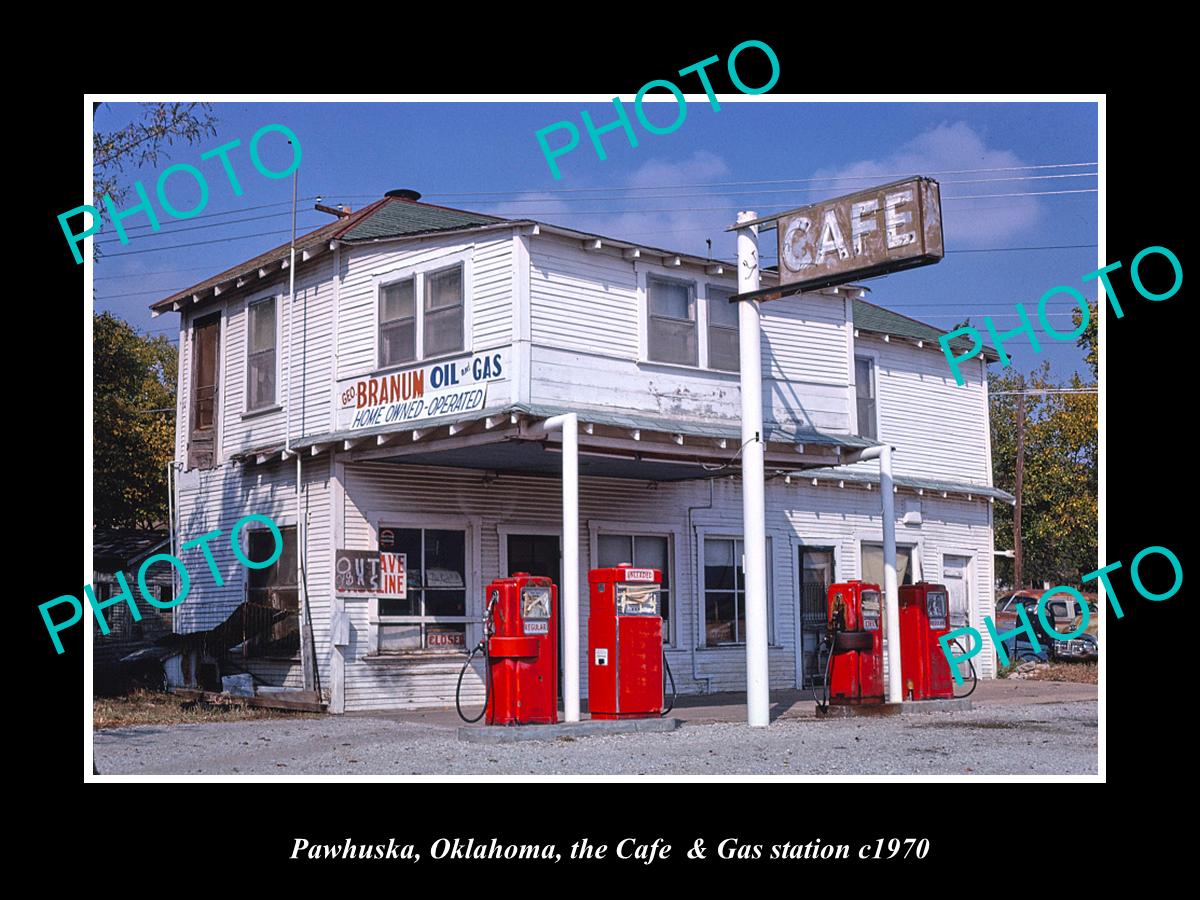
189;312;221;469
506;534;562;693
798;547;834;689
943;555;973;679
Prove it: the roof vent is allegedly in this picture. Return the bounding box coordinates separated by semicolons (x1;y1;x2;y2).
385;189;422;201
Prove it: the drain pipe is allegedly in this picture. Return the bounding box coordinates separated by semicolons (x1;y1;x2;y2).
847;443;903;704
542;414;579;722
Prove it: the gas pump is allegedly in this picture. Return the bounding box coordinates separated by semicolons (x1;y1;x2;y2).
588;565;676;719
900;582;978;699
820;580;885;707
455;573;558;726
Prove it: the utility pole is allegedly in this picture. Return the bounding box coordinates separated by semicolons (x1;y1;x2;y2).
1013;376;1025;590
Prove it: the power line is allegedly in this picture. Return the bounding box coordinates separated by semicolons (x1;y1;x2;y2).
96;209;326;245
101;226;314;258
408;162;1100;197
92;196;324;236
417;172;1097;205
991;389;1097;396
92;190;1096;260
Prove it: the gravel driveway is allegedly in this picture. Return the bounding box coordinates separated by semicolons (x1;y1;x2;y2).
94;698;1097;775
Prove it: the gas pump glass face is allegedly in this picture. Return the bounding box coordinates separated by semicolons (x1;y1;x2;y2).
926;591;948;628
521;586;551;620
616;584;659;616
861;590;881;630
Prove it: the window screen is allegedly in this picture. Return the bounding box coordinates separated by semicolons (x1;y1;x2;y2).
707;286;739;372
648;277;697;366
856;356;877;440
247;296;276;410
379;278;416;368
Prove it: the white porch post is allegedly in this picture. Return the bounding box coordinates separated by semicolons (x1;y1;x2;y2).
543;414;580;722
736;210;770;728
850;444;903;703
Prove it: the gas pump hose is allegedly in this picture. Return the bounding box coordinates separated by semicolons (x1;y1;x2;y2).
455;637;491;724
818;631;839;712
661;650;677;716
456;594;499;724
951;638;978;699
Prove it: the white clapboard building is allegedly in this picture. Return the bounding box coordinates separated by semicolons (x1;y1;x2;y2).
151;190;1009;712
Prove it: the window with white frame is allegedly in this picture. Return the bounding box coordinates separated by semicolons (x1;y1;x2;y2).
861;542;915;587
706;285;739;372
376;526;468;653
855;355;878;440
379;278;416;368
703;537;772;646
597;532;673;643
246;296;277;410
378;263;465;369
647;275;697;366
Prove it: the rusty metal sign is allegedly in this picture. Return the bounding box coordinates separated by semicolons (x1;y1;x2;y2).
774;177;944;294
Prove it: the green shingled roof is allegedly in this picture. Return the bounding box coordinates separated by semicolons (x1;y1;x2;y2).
852;298;1000;362
338;199;506;241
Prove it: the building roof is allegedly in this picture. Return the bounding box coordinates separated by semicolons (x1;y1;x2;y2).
93;528;170;572
853;298;999;362
337;200;504;241
151;194;998;364
150;197;522;314
795;466;1015;503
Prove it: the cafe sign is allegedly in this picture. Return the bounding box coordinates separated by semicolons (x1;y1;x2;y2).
775;177;944;294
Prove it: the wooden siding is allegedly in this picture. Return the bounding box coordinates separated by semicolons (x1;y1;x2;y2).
330;461;994;711
337;234;514;382
528;233;852;433
848;333;993;484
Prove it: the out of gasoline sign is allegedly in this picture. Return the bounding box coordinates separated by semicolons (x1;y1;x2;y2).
776;177;944;293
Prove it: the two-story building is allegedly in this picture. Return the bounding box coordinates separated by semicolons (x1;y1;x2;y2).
149;189;1009;713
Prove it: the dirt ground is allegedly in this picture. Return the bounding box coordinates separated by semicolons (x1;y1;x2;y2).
94;690;319;729
93;680;1099;776
1001;661;1098;684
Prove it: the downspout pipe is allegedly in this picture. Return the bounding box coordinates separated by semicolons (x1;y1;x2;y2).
846;443;903;704
542;414;580;722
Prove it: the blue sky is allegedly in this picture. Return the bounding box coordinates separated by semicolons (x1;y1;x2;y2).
91;100;1098;382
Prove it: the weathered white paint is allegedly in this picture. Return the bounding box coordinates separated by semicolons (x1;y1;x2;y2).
166;214;1000;710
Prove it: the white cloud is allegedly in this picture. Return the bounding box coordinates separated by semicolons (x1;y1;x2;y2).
478;151;741;261
810;121;1042;247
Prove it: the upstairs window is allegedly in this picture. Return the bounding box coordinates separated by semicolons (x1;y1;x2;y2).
424;265;464;357
246;296;277;411
707;286;739;372
648;276;697;366
379;278;416;368
855;355;878;440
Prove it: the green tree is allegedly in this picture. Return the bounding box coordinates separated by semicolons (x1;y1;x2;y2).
1074;300;1098;379
990;362;1098;587
94;313;178;528
94;102;218;206
90;103;218;262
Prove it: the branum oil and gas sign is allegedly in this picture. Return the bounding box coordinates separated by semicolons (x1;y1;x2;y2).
335;349;507;431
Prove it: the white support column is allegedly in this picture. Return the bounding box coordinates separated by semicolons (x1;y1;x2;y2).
736;211;770;728
850;444;903;703
543;414;580;722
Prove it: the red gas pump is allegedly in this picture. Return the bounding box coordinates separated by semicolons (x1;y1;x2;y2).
588;565;675;719
455;573;558;726
899;582;954;701
822;580;885;706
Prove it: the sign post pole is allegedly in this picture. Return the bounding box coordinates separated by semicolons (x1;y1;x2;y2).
726;176;946;714
736;210;770;728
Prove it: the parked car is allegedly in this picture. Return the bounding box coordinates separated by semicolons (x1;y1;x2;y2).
993;590;1099;663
